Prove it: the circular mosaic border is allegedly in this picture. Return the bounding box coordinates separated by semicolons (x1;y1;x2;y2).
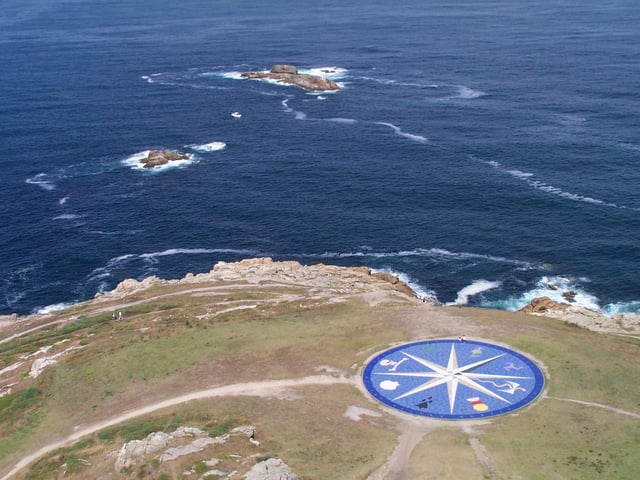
363;339;545;419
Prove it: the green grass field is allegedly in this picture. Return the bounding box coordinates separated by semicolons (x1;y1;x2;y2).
1;276;639;480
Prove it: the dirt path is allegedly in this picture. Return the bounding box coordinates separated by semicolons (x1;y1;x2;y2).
4;380;639;480
547;396;640;419
0;374;351;480
366;419;436;480
362;391;640;480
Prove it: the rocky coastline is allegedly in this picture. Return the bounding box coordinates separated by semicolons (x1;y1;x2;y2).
1;258;639;336
0;257;639;480
103;258;640;334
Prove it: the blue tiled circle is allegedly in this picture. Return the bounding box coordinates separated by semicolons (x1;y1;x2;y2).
363;339;545;419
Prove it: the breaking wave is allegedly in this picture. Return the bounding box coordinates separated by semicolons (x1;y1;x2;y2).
482;275;601;313
448;280;502;306
604;301;640;316
36;302;75;315
300;66;348;80
371;267;438;302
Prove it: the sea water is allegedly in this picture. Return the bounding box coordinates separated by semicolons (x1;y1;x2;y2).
1;0;639;316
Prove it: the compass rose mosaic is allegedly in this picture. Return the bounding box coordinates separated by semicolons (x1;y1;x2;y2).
363;339;545;419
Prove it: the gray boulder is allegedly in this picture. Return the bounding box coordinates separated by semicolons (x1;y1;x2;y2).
244;458;299;480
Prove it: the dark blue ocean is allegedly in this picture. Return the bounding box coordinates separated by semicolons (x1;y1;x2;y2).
2;0;639;317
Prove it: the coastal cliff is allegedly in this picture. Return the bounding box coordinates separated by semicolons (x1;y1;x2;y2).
2;258;639;337
92;258;638;334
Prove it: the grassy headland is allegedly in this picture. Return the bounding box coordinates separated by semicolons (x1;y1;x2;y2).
0;258;638;479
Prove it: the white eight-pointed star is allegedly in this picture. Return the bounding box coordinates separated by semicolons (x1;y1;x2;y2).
376;344;532;413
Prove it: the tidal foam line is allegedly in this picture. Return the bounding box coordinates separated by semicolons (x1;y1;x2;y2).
375;122;428;143
477;157;633;210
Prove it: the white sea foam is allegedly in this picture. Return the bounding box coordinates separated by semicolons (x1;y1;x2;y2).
186;141;226;152
307;247;532;268
485;275;601;313
52;214;81;220
371;267;438;302
604;301;640;316
375;122;428;144
448;280;502;306
477;157;624;209
58;196;69;205
141;71;230;91
87;248;261;282
429;84;486;102
281;99;307;120
455;85;486;99
35;302;76;315
122;150;195;171
325;118;357;124
122;150;150;168
359;76;397;86
26;173;55;191
301;66;348;79
140;73;162;84
218;71;246;80
425;248;533;267
138;247;248;260
86;253;137;281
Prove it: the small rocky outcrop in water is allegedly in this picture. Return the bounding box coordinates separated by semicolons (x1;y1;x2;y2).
142;149;190;169
241;64;340;92
519;296;571;314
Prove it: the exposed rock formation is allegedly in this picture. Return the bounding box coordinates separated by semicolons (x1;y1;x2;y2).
104;257;417;302
241;64;339;92
112;425;258;472
244;458;299;480
142;149;190;169
519;296;572;314
114;432;172;472
271;64;298;75
519;296;640;333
